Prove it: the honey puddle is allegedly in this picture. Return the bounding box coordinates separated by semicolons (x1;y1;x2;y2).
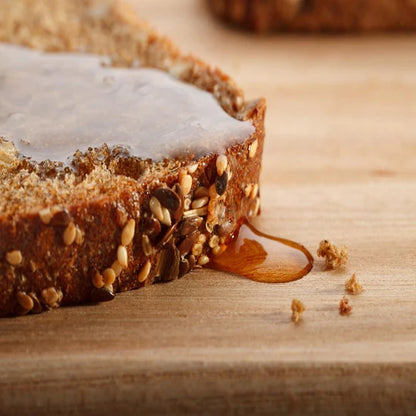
208;221;314;283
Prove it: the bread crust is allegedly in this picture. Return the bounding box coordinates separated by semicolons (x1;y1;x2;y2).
208;0;416;32
0;0;265;316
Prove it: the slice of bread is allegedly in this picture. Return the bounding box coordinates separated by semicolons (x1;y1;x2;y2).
0;0;265;316
208;0;416;32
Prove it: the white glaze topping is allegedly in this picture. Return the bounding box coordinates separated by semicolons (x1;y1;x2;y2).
0;44;254;163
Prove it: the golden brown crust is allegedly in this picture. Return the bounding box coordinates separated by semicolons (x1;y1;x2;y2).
0;0;266;316
208;0;416;32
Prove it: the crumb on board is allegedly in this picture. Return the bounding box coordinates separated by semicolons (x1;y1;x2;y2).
339;295;352;316
317;240;348;270
291;298;305;323
345;273;363;294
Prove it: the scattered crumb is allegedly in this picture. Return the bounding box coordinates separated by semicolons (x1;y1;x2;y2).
339;296;352;316
291;298;305;323
317;240;348;270
345;273;363;295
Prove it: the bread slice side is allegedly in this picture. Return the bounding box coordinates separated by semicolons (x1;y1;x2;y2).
0;0;266;316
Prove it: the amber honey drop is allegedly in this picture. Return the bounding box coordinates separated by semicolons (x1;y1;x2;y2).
208;221;314;283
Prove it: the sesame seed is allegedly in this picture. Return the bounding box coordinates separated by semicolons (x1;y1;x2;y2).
117;245;128;269
212;246;222;256
216;154;228;176
39;207;52;224
103;268;116;287
42;287;59;306
250;183;259;200
184;198;192;211
75;227;84;245
111;260;123;277
191;196;209;209
121;219;135;246
198;234;207;244
192;243;203;257
183;206;208;218
209;235;220;248
92;271;104;288
244;184;253;198
253;197;261;216
198;255;210;266
138;260;151;283
149;196;164;222
63;222;76;245
142;234;154;257
187;163;198;174
6;250;22;266
161;207;172;227
180;174;193;196
17;291;34;311
249;139;258;158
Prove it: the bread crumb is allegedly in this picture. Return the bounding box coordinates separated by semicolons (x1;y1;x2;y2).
317;240;348;270
345;273;363;294
339;296;352;316
291;298;305;323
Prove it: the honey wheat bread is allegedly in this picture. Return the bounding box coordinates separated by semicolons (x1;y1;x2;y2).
208;0;416;32
0;0;265;316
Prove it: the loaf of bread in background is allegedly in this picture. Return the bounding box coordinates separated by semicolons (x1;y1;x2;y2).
208;0;416;32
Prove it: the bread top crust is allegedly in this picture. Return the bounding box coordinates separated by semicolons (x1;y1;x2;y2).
0;0;265;220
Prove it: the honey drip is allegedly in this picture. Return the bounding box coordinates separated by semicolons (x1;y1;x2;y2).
208;221;314;283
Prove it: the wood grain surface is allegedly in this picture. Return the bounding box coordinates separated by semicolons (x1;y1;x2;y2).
1;1;416;415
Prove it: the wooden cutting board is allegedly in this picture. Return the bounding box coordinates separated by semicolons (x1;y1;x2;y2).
1;1;415;414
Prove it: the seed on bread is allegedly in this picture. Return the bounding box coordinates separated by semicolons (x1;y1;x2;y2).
103;268;116;287
63;222;76;245
138;260;151;283
187;163;198;174
250;183;259;200
42;287;59;307
194;186;209;199
215;171;228;196
141;234;154;257
249;139;258;158
38;207;52;224
6;250;22;266
161;207;172;226
183;206;208;218
153;188;181;212
191;196;209;209
209;235;220;248
244;184;253;198
198;255;210;266
192;243;203;257
111;260;123;277
149;196;164;222
121;218;136;246
92;271;104;288
117;245;128;269
216;154;228;176
16;291;34;311
74;226;84;245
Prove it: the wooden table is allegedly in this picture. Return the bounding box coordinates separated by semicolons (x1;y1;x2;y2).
1;1;416;414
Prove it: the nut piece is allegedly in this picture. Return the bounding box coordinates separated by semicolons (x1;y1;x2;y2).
345;273;363;295
291;298;305;323
42;287;59;307
17;291;34;311
216;154;228;176
317;240;348;270
138;260;151;283
121;219;136;246
117;245;128;269
339;296;353;316
6;250;22;266
63;222;76;246
249;139;258;158
103;268;116;287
